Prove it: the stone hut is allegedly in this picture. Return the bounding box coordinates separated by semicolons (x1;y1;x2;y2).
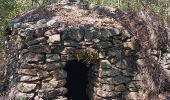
3;1;170;100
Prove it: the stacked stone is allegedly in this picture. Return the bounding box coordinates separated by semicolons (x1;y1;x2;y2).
6;3;141;100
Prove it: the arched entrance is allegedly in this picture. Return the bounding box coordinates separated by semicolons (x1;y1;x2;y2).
64;60;89;100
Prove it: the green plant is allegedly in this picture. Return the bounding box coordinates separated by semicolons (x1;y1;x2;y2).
70;48;99;65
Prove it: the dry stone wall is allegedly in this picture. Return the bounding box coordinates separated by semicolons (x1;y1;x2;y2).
4;2;170;100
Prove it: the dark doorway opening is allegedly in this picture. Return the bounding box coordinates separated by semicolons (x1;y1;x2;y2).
64;60;89;100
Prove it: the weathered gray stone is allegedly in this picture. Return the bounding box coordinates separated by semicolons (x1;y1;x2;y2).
37;62;65;70
37;71;50;78
121;29;132;40
17;75;40;82
46;54;60;62
45;29;58;37
63;41;81;47
18;69;37;76
63;28;84;41
93;42;112;49
127;81;140;92
48;34;61;43
42;79;66;88
38;87;67;98
26;53;45;63
100;60;112;69
47;19;59;27
60;54;74;61
17;83;37;92
113;75;131;84
114;84;126;91
60;47;76;54
20;63;34;69
15;92;35;100
99;69;121;77
26;37;47;46
84;28;94;41
95;88;115;97
51;70;67;80
19;49;30;60
101;84;114;92
35;26;47;37
28;44;51;53
37;19;47;26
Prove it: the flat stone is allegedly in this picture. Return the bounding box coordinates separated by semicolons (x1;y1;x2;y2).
99;69;121;77
51;70;67;80
121;29;132;40
28;44;51;53
17;83;37;92
35;26;47;37
19;49;30;60
114;84;126;91
48;34;60;43
84;28;94;41
45;29;58;37
46;54;60;62
93;42;112;49
37;71;50;79
113;75;131;84
101;84;114;92
136;59;146;66
98;78;114;84
20;63;34;69
38;87;67;98
37;62;65;70
26;53;45;63
60;47;75;54
123;42;135;50
62;28;84;42
26;37;46;46
47;19;59;27
15;92;34;100
127;81;140;92
60;54;74;61
100;60;112;69
42;79;66;89
18;69;37;76
95;89;115;97
17;75;40;82
115;60;127;69
63;41;81;47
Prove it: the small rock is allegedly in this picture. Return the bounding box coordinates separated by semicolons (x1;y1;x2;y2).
38;87;67;98
47;19;59;28
96;89;115;97
113;75;131;84
100;60;112;69
15;92;34;100
26;53;45;63
46;54;60;62
99;69;120;77
51;70;67;80
37;71;49;78
28;44;51;53
26;37;46;46
42;79;66;88
93;42;112;49
115;84;126;91
18;69;37;76
38;62;65;71
123;42;135;50
48;34;60;43
17;75;40;82
17;83;37;92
